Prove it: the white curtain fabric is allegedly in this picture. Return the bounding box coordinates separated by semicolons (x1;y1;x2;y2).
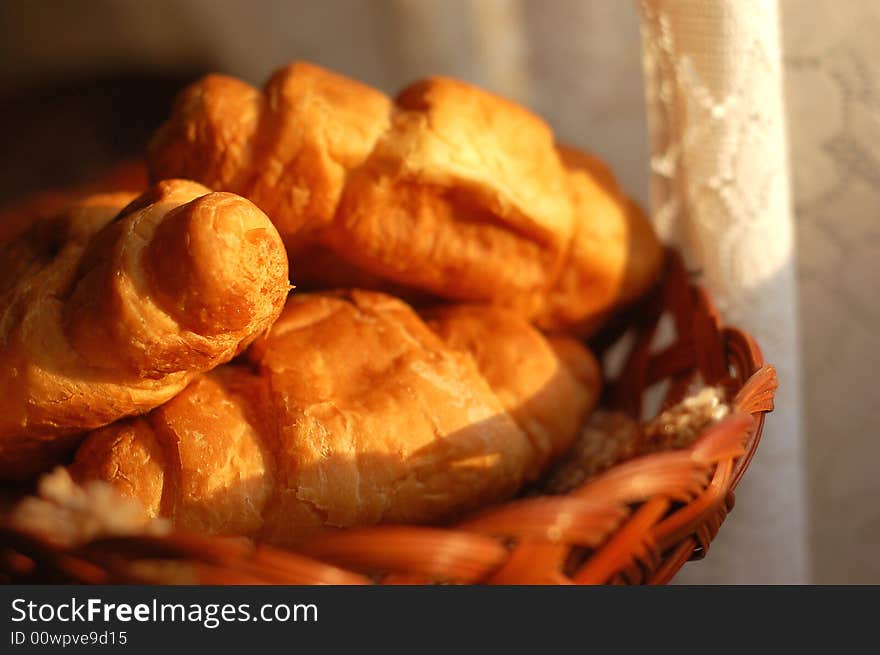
5;0;880;582
781;2;880;584
638;0;807;584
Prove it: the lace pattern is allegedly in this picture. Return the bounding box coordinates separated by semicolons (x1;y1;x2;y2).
639;0;808;583
781;1;880;583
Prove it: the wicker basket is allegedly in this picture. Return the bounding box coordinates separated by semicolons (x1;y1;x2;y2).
0;250;776;585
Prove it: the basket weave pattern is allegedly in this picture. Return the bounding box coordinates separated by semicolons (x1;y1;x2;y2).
0;251;776;585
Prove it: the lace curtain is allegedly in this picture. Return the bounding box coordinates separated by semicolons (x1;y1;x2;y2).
638;0;807;583
781;1;880;583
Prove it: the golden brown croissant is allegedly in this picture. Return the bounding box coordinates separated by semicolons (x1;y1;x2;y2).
71;291;600;545
147;61;662;334
0;179;289;479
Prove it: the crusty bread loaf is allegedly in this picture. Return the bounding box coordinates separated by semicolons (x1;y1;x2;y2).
148;61;662;334
71;292;601;545
0;179;289;478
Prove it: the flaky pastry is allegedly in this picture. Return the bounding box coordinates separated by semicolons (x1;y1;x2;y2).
72;292;600;544
0;179;288;478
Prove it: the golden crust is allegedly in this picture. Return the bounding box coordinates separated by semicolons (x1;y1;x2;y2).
422;304;601;479
148;62;391;243
0;180;289;479
71;367;275;536
524;146;665;335
72;417;168;519
71;292;617;546
250;291;535;543
323;78;573;299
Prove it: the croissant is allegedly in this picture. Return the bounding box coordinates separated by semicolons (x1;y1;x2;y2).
71;291;600;545
147;61;662;334
0;179;289;478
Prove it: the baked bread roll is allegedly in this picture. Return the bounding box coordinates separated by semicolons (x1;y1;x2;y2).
0;179;288;479
147;61;661;334
71;292;600;545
